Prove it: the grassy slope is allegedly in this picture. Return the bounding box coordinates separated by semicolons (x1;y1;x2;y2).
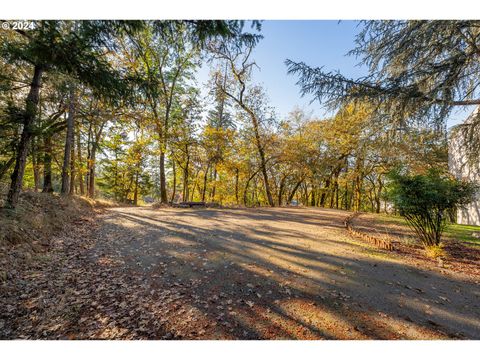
0;192;96;247
372;213;480;248
445;223;480;247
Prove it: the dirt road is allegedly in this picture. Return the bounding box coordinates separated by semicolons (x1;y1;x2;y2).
2;206;479;339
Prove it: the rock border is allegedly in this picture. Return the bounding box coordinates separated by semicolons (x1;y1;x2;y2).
344;212;395;251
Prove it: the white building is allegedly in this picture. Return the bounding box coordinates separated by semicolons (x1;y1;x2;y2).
448;107;480;226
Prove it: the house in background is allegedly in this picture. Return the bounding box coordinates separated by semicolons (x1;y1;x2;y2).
448;107;480;226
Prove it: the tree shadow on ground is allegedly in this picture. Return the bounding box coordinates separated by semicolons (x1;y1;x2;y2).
79;207;480;339
4;207;478;339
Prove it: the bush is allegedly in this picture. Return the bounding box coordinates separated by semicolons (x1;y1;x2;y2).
387;169;477;248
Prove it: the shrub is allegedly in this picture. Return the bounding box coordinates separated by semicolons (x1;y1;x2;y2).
386;169;477;248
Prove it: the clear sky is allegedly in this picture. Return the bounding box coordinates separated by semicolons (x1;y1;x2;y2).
245;20;364;119
197;20;472;128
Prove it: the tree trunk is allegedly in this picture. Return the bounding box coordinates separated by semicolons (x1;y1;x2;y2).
301;183;308;204
170;157;176;203
159;149;167;203
243;184;249;206
243;169;260;206
235;168;239;204
124;174;134;203
156;102;170;204
183;152;190;202
335;182;339;209
278;175;287;206
61;86;75;195
249;112;274;207
344;183;349;210
320;178;330;207
31;137;40;192
258;150;274;206
86;123;92;195
329;170;340;209
88;158;95;198
201;163;210;202
310;185;316;207
190;168;201;202
210;166;217;202
88;147;96;198
375;178;383;213
6;65;43;208
69;131;75;195
354;176;363;212
287;179;303;204
133;170;139;206
86;121;105;199
76;127;84;195
42;134;54;193
330;176;339;209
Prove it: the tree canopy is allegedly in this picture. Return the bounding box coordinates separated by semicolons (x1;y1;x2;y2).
0;20;475;220
286;20;480;157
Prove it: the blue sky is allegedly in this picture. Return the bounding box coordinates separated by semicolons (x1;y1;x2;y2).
197;20;471;128
245;20;364;119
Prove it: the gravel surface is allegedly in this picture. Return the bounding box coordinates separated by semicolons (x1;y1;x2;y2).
1;206;479;339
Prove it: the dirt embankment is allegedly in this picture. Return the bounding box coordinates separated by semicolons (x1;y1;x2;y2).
0;192;98;249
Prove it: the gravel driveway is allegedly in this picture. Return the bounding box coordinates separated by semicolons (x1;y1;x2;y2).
2;206;479;339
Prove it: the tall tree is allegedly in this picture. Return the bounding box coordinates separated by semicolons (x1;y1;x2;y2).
286;20;480;159
132;25;200;203
1;20;143;208
210;39;275;207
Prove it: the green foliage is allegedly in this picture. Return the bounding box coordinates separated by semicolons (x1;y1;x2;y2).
386;169;478;247
152;20;262;48
98;124;153;204
1;21;143;102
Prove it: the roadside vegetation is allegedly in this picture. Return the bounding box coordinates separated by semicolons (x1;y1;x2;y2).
386;169;477;251
358;213;480;249
0;190;117;247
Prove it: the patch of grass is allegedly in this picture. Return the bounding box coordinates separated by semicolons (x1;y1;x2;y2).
33;253;53;264
374;213;408;227
444;223;480;247
370;213;480;248
425;245;446;259
89;197;120;208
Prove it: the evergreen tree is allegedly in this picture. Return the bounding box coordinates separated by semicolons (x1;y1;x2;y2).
286;20;480;158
